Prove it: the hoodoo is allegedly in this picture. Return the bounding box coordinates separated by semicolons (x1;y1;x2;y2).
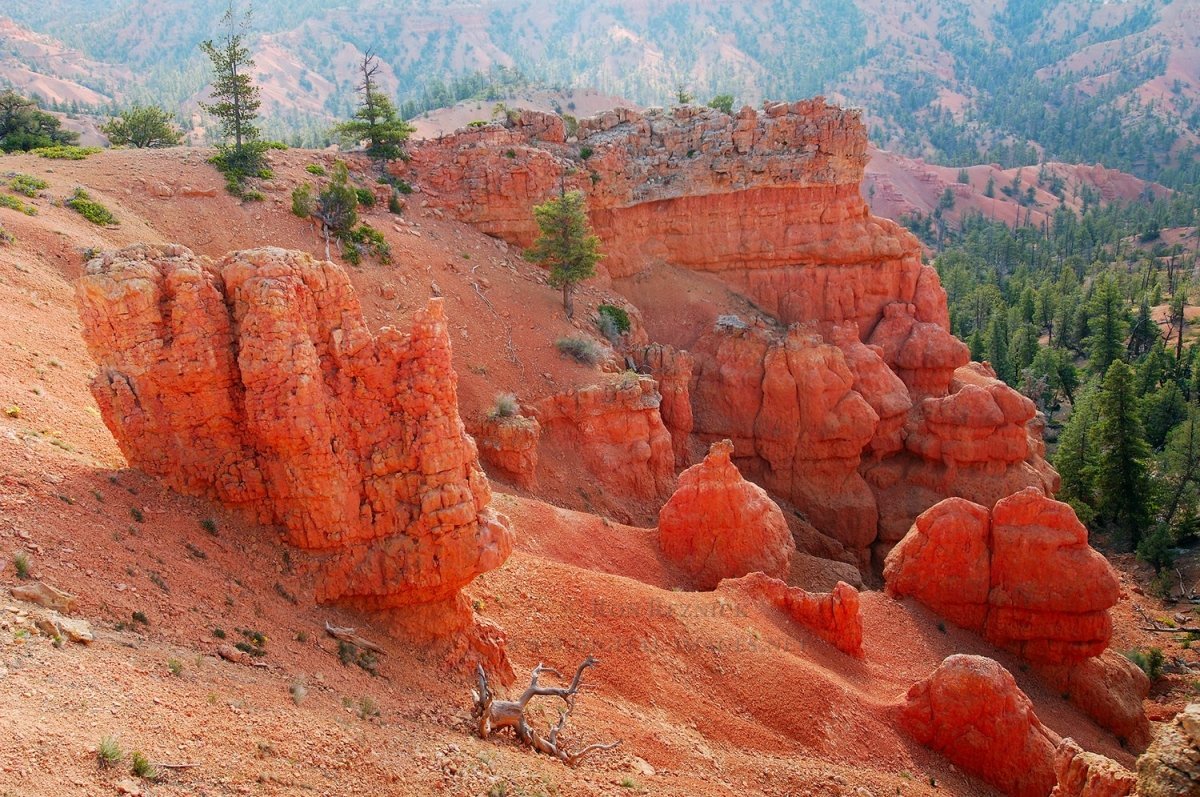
76;245;513;671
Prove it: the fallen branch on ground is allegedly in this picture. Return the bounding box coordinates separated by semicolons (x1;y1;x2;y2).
471;655;621;766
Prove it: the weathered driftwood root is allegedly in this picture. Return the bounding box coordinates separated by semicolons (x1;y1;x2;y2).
471;655;621;765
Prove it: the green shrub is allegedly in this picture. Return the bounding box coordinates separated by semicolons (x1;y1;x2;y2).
467;120;488;128
32;145;101;160
0;224;11;244
12;551;30;579
200;517;217;535
1125;647;1166;681
291;183;313;218
130;751;157;780
488;393;520;420
65;189;118;225
0;193;37;216
97;736;123;769
354;187;375;207
129;506;144;522
596;303;631;342
167;658;183;677
388;191;405;215
208;141;282;200
305;163;326;176
579;145;594;160
9;174;48;197
341;223;390;265
556;337;603;365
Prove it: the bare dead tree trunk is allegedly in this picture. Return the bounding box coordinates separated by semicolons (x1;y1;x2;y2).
471;655;620;766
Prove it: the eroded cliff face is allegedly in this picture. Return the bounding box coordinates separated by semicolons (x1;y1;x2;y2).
76;245;513;670
404;101;1059;564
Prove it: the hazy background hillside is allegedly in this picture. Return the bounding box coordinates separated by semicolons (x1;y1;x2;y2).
2;0;1198;185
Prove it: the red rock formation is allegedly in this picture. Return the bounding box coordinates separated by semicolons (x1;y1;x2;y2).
657;440;795;588
634;343;694;467
884;488;1119;665
1051;738;1136;797
406;101;1060;560
1136;703;1200;796
76;245;513;673
690;322;879;560
900;654;1058;797
534;374;675;501
720;572;863;657
1037;652;1152;751
473;414;540;489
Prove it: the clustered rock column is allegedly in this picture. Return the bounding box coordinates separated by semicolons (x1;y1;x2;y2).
76;245;513;673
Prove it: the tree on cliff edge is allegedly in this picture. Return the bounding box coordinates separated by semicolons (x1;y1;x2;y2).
525;191;602;318
334;52;414;174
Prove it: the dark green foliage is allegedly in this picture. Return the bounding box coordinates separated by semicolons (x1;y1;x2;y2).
333;53;414;171
212;627;227;639
354;187;375;207
291;183;314;217
208;141;278;200
525;191;602;317
65;189;118;225
102;105;183;148
1092;361;1154;546
305;163;326;176
579;146;593;160
131;611;149;625
1124;647;1165;681
0;89;79;152
707;94;735;114
1086;275;1130;376
596;304;631;342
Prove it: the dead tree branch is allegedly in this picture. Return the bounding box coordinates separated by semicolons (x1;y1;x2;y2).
324;620;385;654
471;655;620;765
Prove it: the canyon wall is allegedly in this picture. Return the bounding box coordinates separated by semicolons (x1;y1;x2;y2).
406;102;1059;564
76;245;513;667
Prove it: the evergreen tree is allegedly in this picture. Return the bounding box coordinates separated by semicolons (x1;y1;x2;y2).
1127;296;1156;358
1055;384;1098;515
334;53;415;173
200;1;260;151
0;89;78;152
1142;381;1188;449
707;94;735;114
525;190;602;318
1092;360;1154;546
986;311;1012;383
1085;274;1130;375
102;105;183;148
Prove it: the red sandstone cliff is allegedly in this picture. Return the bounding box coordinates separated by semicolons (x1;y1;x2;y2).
76;245;513;671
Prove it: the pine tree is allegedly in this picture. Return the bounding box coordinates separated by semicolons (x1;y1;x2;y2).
1092;360;1154;546
334;53;415;173
1127;296;1156;358
200;1;260;151
1086;274;1130;376
525;190;602;318
1055;383;1098;516
986;311;1012;383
